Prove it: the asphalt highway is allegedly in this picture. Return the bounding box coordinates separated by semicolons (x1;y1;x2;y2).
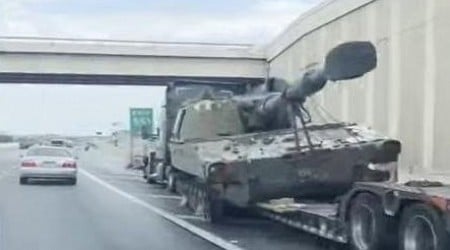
0;142;341;250
0;145;220;250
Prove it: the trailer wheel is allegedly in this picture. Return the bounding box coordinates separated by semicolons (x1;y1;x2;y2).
399;203;449;250
349;193;391;250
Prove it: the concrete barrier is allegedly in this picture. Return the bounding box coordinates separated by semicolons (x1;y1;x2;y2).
0;143;19;149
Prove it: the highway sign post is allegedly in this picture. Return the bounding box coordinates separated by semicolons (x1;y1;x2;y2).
129;108;153;136
129;108;153;167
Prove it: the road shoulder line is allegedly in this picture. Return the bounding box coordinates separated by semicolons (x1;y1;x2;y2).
79;168;245;250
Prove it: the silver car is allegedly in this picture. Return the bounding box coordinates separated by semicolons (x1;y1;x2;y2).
20;146;78;185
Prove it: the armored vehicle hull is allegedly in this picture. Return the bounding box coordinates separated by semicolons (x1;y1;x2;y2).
170;123;400;208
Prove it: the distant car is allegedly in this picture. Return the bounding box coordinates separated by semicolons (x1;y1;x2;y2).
18;139;38;149
49;139;73;148
84;142;98;151
19;146;77;185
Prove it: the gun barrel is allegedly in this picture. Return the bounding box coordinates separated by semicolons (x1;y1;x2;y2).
253;68;326;129
284;68;327;102
249;41;377;130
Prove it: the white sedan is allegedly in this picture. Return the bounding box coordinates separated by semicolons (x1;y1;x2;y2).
20;146;78;185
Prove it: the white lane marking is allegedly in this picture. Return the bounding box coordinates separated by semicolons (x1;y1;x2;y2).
135;193;182;200
129;192;183;200
101;176;143;182
79;168;245;250
0;168;16;180
176;214;207;222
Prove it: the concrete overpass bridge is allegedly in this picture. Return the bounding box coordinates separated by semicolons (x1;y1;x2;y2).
0;37;266;85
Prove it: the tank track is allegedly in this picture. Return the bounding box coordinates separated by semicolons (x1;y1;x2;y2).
176;173;224;223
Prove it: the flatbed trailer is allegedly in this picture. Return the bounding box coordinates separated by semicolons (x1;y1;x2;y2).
256;181;450;250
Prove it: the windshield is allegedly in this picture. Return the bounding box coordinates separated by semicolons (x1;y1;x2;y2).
27;148;71;157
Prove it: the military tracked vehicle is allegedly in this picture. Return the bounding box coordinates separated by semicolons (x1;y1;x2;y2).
146;41;399;212
142;42;450;250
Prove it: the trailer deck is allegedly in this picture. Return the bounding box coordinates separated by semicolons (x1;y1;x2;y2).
256;181;450;248
257;200;347;243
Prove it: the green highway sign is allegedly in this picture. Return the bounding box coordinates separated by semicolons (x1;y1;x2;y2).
129;108;153;136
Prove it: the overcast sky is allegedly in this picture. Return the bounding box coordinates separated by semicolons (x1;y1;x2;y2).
1;0;320;43
0;85;166;136
0;0;320;136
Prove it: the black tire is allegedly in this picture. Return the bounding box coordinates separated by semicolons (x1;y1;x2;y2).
19;177;27;185
142;165;148;180
142;156;149;180
146;168;156;184
399;203;449;250
145;158;157;184
69;178;77;185
142;171;147;180
348;193;393;250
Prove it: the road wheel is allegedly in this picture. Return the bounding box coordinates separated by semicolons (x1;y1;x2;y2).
203;189;224;224
349;193;392;250
399;203;449;250
19;177;27;185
